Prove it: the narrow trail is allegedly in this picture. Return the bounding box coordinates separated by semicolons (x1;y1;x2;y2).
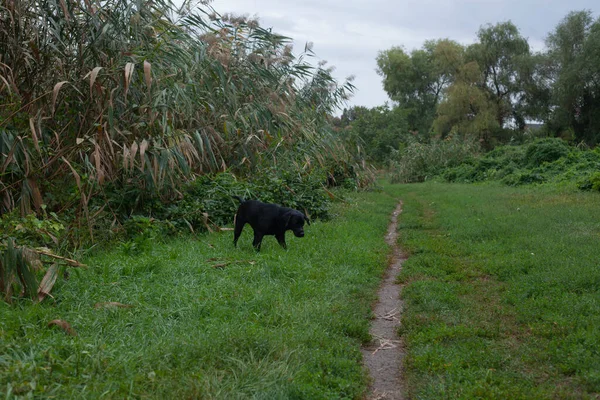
361;202;406;400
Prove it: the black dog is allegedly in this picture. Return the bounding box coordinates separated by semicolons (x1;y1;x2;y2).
233;196;310;251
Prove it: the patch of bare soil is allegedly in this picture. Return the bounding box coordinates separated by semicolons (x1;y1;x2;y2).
361;202;405;400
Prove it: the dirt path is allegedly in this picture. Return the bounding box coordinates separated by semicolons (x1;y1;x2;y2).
361;202;405;400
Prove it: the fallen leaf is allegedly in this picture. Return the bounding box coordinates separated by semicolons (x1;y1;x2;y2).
38;264;59;302
48;319;76;336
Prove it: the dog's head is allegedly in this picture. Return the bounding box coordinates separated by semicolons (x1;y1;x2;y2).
284;210;310;238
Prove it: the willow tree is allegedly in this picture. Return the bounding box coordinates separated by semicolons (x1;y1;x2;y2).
466;22;533;129
433;22;536;144
433;61;500;142
376;39;464;135
545;11;600;144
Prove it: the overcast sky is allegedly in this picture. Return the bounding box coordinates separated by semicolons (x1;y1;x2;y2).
211;0;599;111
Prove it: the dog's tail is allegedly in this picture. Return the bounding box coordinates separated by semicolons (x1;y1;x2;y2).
232;195;245;203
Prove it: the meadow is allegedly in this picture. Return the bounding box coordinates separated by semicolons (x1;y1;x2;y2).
0;190;397;399
2;181;600;399
389;182;600;399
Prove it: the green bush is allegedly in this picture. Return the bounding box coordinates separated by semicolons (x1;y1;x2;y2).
390;136;480;183
578;172;600;191
440;139;600;191
485;144;527;167
524;138;570;167
0;209;66;248
501;171;546;186
442;162;480;183
444;145;526;183
116;170;334;241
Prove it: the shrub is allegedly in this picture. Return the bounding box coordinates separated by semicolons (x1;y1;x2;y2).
0;209;66;249
578;172;600;191
439;138;600;191
524;138;570;167
117;170;335;240
390;136;480;183
501;171;546;186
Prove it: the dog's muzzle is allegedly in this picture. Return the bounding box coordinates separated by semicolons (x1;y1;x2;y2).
294;230;304;238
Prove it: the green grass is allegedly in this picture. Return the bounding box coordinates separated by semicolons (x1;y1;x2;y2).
4;181;600;399
0;190;398;399
384;182;600;399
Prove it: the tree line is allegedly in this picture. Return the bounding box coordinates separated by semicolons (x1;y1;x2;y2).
337;10;600;162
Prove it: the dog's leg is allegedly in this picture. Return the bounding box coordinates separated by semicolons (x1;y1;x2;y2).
233;215;245;247
275;233;287;249
252;231;264;251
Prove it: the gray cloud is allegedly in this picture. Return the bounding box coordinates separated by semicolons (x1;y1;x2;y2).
212;0;599;110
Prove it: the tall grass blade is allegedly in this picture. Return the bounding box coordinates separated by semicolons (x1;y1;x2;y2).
52;81;69;115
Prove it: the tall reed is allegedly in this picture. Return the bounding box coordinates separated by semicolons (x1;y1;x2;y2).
0;0;361;243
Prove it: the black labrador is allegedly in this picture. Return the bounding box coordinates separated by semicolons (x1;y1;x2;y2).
233;196;310;251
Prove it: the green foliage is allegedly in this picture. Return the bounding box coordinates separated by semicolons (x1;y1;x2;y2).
433;22;535;144
591;172;600;191
0;0;365;249
0;209;66;248
102;169;335;247
441;138;600;189
442;144;524;182
119;216;173;255
376;39;463;133
433;73;501;141
545;11;600;145
337;105;410;163
578;171;600;191
389;136;481;183
524;137;570;166
500;170;545;186
469;22;532;126
249;169;331;220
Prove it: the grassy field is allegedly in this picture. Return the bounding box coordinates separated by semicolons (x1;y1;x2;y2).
0;191;398;399
2;182;600;399
386;182;600;399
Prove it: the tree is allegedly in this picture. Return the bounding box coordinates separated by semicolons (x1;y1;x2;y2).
433;61;500;142
545;11;600;144
376;39;464;134
344;105;409;163
466;21;532;129
433;22;541;145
